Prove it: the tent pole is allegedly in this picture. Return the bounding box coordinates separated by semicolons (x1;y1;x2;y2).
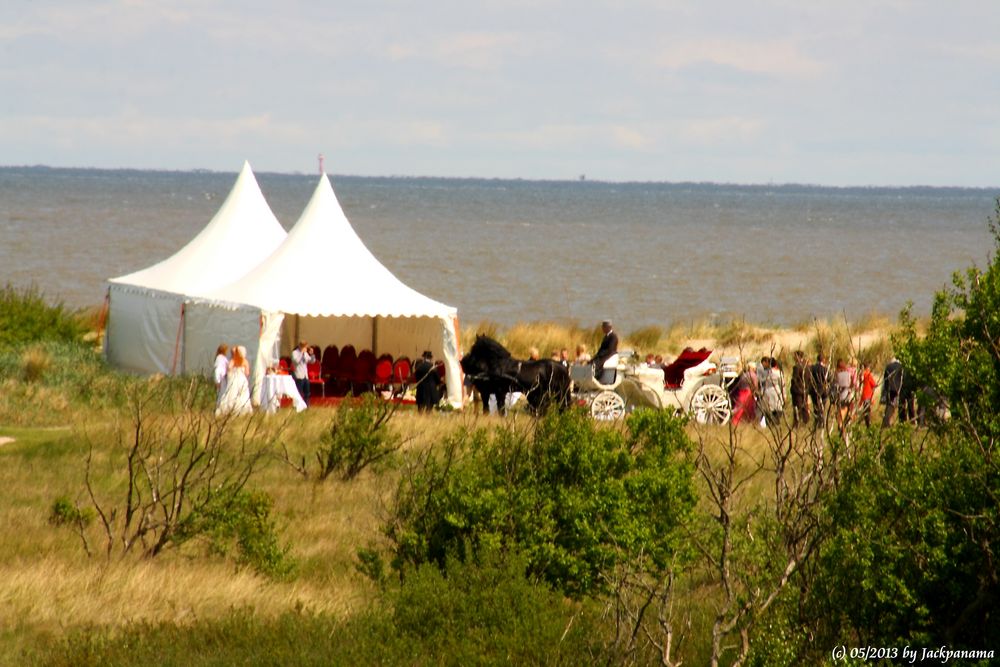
372;316;379;354
294;314;300;346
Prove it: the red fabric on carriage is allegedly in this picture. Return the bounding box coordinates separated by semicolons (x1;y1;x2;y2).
662;347;713;388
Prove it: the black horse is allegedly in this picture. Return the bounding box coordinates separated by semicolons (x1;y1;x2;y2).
461;335;571;415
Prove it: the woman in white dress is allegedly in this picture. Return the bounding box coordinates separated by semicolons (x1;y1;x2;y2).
216;345;253;416
213;343;230;408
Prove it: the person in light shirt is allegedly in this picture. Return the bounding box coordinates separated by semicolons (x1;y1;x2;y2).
291;340;316;405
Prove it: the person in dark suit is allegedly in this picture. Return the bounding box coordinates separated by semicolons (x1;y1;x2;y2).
790;350;810;427
881;356;903;427
413;350;440;413
592;320;619;384
808;353;830;426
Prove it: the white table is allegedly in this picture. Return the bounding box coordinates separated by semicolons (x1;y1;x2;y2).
260;374;307;414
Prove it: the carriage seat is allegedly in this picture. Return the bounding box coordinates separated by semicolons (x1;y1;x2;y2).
570;363;617;391
662;347;713;389
598;353;619;384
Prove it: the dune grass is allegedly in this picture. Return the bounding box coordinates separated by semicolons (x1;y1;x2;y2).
460;313;900;372
0;292;909;663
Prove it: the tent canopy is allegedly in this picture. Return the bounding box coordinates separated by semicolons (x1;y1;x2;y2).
109;161;287;296
105;162;287;375
204;174;455;318
196;174;463;407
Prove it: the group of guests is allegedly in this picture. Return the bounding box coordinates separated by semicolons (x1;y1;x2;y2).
788;352;917;431
216;339;322;415
730;356;787;426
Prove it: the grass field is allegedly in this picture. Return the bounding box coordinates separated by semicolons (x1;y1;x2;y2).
0;314;905;665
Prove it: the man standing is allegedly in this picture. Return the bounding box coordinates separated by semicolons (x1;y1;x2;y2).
881;356;903;427
808;353;830;427
292;340;316;405
414;350;440;413
790;350;810;427
592;320;619;384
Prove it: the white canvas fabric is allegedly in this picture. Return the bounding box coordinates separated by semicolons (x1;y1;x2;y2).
205;174;454;318
106;162;286;374
197;175;464;407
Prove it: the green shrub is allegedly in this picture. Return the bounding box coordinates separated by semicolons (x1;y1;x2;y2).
315;395;402;481
178;489;295;579
389;549;608;664
48;496;94;528
383;408;696;598
0;283;87;346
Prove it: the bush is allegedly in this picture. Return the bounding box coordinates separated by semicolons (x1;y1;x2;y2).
313;395;402;481
383;408;696;598
389;550;608;664
81;380;283;566
178;489;294;579
0;283;86;347
48;496;94;528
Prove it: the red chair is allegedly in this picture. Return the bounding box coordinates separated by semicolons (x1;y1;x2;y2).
434;360;446;382
307;361;325;398
320;345;340;394
278;357;290;374
332;345;356;396
336;345;356;378
373;354;394;392
391;357;412;396
352;350;377;395
321;345;339;376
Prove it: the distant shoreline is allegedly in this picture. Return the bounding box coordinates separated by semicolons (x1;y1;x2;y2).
1;164;997;192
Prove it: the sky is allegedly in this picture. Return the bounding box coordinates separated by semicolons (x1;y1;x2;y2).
1;1;998;187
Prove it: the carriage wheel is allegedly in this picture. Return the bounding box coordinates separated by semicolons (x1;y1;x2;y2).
591;391;626;421
690;384;731;425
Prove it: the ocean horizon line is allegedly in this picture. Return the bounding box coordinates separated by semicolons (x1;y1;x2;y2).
1;163;997;194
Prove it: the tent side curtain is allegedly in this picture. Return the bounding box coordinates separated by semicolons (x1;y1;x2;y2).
106;285;185;375
254;311;285;403
183;301;266;377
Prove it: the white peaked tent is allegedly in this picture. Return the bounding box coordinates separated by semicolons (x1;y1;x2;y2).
189;174;464;407
106;162;287;375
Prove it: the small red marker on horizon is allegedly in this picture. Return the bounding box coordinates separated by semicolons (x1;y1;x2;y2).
318;153;325;175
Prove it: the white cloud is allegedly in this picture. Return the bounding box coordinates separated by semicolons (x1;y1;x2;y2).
387;31;529;69
679;116;765;146
611;125;652;151
654;38;827;79
0;111;308;149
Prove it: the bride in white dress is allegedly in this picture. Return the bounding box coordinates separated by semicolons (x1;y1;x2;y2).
216;345;253;416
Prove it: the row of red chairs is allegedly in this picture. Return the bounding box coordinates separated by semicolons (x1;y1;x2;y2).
280;345;443;398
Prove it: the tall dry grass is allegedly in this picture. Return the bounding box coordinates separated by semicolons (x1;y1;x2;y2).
0;309;908;661
0;404;503;654
463;313;900;370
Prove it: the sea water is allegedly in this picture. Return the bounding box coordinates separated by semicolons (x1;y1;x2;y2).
0;166;995;329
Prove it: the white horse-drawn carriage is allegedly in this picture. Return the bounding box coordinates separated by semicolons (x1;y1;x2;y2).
571;348;738;423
